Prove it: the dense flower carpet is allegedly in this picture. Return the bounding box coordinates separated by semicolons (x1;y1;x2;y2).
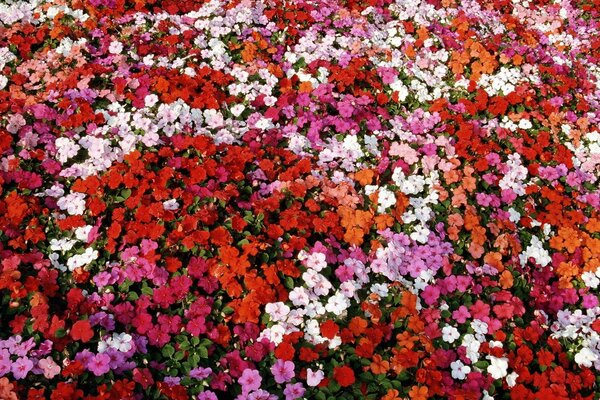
1;0;600;398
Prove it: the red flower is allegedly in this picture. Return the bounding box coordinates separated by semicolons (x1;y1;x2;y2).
320;320;339;339
332;365;355;387
70;320;93;343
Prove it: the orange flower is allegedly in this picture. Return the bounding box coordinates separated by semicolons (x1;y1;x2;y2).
499;270;514;289
381;389;402;400
348;316;368;336
369;354;390;375
354;169;375;186
408;385;429;400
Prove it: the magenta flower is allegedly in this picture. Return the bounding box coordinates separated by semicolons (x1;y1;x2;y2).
239;369;262;393
11;357;33;380
270;359;295;384
87;353;111;376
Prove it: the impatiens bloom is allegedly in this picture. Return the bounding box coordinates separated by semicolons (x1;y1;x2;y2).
270;359;295;384
87;353;111;377
11;357;33;380
38;357;61;379
450;360;470;380
487;356;509;380
239;369;262;393
283;383;305;400
306;368;324;387
0;0;599;398
332;365;355;387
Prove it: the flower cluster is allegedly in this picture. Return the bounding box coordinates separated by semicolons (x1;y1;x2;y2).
0;0;599;399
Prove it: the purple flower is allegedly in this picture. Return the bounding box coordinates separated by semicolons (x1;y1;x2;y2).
87;353;111;376
283;383;306;400
190;367;212;380
11;357;33;380
239;369;262;393
0;349;11;376
163;376;181;386
197;391;218;400
248;390;277;400
270;359;295;384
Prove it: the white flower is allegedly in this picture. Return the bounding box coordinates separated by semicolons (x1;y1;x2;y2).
108;40;123;54
230;104;245;117
442;326;460;343
66;247;98;271
261;324;286;345
0;75;7;90
377;187;396;213
55;137;81;163
370;283;388;297
312;275;332;296
108;333;133;352
410;225;430;244
325;292;350;315
462;334;481;363
506;371;519;387
487;356;509;379
450;360;471;380
582;271;600;289
289;287;310;307
574;347;598;368
518;119;532;130
75;226;92;242
306;252;327;272
144;94;159;108
163;199;179;210
304;301;326;318
57;192;86;215
265;302;290;322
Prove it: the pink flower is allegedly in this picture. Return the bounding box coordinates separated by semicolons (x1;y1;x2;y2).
239;369;262;393
452;306;471;324
337;101;354;118
38;357;61;379
270;359;295;384
87;353;111;376
306;368;324;387
11;357;33;380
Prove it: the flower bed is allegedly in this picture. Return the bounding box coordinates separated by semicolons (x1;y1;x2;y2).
1;0;599;399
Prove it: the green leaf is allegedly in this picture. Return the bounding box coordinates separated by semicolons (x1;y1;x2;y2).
198;346;209;359
127;291;139;301
162;344;175;358
54;328;67;338
141;286;153;296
